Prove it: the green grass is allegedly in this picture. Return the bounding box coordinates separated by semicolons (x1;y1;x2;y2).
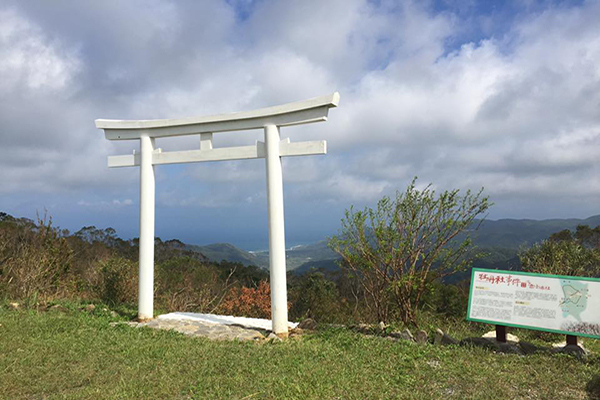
0;304;598;400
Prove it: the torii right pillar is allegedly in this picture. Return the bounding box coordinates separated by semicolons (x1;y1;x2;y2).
264;124;288;337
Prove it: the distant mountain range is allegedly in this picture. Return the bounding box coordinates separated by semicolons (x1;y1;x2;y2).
188;215;600;275
187;240;338;272
187;243;263;267
469;214;600;249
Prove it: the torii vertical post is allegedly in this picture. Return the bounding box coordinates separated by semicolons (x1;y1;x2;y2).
264;125;288;334
138;134;155;320
96;92;340;336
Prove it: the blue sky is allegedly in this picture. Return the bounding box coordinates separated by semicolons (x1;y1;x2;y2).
1;0;599;249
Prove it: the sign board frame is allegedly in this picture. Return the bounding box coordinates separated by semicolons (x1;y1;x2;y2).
467;268;600;339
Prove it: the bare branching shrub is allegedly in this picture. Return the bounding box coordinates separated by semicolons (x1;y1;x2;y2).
155;257;236;313
329;179;489;325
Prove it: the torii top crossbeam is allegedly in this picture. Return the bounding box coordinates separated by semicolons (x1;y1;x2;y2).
96;92;339;139
96;93;340;337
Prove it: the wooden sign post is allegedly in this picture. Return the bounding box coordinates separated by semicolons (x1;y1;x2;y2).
96;93;340;337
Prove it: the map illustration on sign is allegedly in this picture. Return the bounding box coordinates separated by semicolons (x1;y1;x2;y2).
467;269;600;339
559;279;596;335
560;279;588;319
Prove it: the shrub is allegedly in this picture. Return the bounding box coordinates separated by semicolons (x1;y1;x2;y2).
421;281;469;318
289;272;349;323
0;214;73;301
519;240;600;277
219;281;274;319
155;257;234;313
99;257;137;305
329;178;489;325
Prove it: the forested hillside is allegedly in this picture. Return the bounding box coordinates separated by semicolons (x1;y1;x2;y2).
182;215;600;275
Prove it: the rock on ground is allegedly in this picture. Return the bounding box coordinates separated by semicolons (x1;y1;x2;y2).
557;344;588;361
416;330;428;344
434;329;458;346
298;318;318;330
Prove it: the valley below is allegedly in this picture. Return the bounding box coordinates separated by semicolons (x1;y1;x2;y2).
188;214;600;276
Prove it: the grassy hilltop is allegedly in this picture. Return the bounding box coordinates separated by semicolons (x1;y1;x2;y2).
1;304;599;400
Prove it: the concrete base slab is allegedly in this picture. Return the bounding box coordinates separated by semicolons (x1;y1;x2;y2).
157;312;298;331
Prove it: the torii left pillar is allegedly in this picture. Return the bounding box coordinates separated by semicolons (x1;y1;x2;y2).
138;134;155;321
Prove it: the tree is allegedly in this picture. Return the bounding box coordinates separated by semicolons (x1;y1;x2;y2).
520;228;600;278
549;224;600;249
329;179;489;325
573;224;600;249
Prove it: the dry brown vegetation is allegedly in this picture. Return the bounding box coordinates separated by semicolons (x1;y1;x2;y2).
0;210;472;325
0;212;268;315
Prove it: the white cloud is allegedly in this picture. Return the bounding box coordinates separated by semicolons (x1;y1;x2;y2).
0;8;80;93
2;0;600;232
77;198;133;208
311;1;600;212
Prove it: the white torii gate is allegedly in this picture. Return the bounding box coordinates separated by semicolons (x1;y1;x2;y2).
95;92;340;337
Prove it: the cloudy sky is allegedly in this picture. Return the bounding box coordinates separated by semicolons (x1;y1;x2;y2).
1;0;599;249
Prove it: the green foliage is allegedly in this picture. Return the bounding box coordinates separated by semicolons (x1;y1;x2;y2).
218;260;269;288
573;224;600;248
75;225;119;247
289;272;350;323
520;239;600;277
99;256;137;305
329;178;490;325
520;223;600;277
548;229;574;243
421;280;469;318
157;257;216;290
155;237;206;264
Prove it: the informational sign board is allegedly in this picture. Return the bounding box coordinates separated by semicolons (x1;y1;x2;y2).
467;268;600;339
